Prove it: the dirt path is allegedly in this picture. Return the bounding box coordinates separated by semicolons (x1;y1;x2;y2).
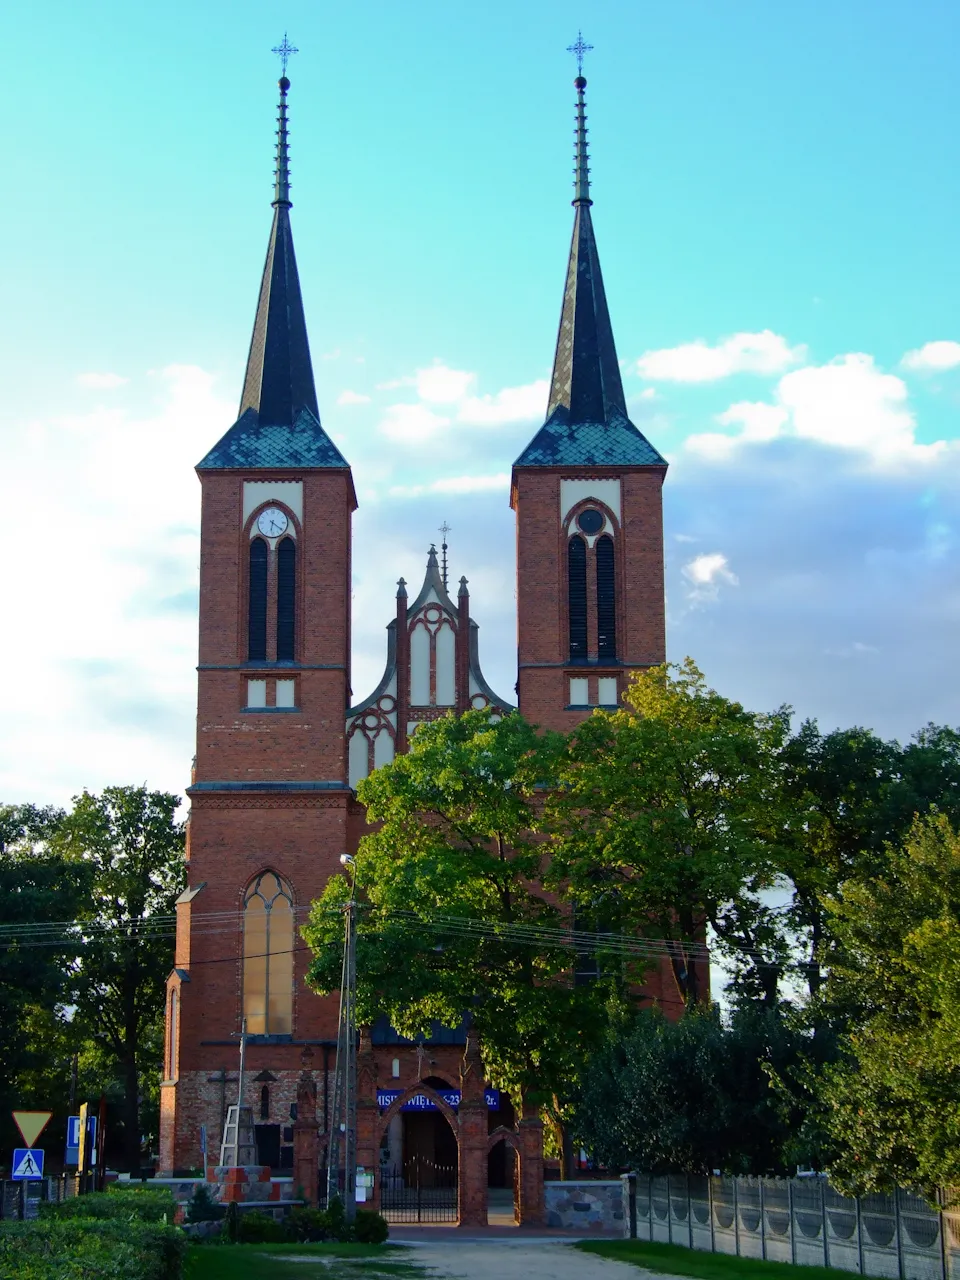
401;1239;666;1280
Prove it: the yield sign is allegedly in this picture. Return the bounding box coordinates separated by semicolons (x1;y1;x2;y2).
13;1111;52;1147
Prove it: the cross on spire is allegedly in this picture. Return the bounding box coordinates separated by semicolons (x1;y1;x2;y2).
439;521;451;590
566;30;593;75
271;32;299;75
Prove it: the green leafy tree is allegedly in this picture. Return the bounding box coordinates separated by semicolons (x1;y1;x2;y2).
574;1003;804;1174
548;660;794;1007
53;786;185;1173
782;721;960;1002
813;813;960;1197
303;709;607;1169
0;804;88;1151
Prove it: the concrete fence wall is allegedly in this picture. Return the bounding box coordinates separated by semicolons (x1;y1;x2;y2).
623;1173;960;1280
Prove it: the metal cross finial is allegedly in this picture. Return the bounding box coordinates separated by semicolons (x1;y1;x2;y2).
439;522;451;590
271;33;299;75
566;30;593;75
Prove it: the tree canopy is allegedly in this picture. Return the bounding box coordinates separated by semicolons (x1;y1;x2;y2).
547;659;793;1006
303;709;608;1137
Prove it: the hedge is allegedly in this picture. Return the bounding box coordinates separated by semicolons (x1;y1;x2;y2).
0;1218;185;1280
38;1186;177;1222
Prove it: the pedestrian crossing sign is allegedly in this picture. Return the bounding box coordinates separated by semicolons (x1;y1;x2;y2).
11;1148;44;1179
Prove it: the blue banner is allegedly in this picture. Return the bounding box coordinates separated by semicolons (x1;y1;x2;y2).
377;1088;500;1111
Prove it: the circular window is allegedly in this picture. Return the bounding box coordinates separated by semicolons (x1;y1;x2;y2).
577;508;604;535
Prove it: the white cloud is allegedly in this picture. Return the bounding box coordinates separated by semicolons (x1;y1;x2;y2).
0;364;229;804
686;353;946;465
77;371;128;389
379;403;451;442
682;552;739;602
337;389;371;405
902;340;960;372
416;363;476;404
389;473;510;498
779;354;920;458
636;331;805;382
457;379;548;427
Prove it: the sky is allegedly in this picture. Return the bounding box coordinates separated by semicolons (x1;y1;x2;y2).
1;0;958;808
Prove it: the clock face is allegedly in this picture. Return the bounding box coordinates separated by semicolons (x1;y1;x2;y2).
256;506;289;537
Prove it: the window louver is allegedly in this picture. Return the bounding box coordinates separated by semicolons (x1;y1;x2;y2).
248;538;268;661
568;536;587;659
596;535;617;659
276;537;296;661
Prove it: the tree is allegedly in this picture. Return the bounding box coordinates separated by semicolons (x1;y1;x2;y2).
548;660;794;1007
812;813;960;1197
0;804;86;1152
781;721;960;1002
574;1003;804;1174
53;786;185;1173
303;709;607;1170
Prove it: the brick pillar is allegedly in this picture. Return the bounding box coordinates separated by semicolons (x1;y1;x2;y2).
517;1098;545;1227
356;1028;381;1210
458;1030;487;1228
293;1052;319;1207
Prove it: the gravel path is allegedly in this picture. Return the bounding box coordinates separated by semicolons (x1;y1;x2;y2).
401;1239;665;1280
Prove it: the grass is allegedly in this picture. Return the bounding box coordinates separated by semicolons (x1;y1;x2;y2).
576;1239;860;1280
184;1242;427;1280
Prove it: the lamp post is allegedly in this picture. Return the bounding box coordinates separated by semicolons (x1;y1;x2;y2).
327;854;358;1221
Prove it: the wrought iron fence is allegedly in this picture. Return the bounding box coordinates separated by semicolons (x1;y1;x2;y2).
625;1173;957;1279
379;1158;457;1224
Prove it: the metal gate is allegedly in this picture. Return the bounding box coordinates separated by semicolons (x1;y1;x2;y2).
380;1157;458;1223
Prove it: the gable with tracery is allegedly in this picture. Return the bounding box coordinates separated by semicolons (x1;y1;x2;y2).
346;545;513;790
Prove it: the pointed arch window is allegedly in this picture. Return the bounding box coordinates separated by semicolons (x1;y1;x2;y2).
248;538;268;662
568;536;587;660
276;537;296;661
596;535;617;660
243;871;294;1036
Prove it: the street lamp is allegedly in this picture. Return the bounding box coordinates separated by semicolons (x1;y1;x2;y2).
327;854;358;1220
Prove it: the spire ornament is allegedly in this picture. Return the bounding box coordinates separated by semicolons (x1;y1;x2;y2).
439;521;451;589
273;73;292;208
271;33;299;75
566;30;593;75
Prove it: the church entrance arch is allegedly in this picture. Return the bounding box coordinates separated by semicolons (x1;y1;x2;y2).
377;1080;459;1223
487;1127;520;1226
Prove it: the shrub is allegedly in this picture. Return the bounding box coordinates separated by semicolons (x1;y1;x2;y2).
185;1182;226;1224
237;1209;287;1243
39;1186;177;1222
286;1205;328;1242
0;1217;185;1280
353;1208;389;1244
323;1194;347;1238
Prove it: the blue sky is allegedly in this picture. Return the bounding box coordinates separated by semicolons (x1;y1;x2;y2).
1;0;958;804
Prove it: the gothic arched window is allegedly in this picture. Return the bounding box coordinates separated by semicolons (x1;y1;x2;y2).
596;535;617;659
276;536;296;661
248;538;268;662
243;871;294;1036
568;536;587;660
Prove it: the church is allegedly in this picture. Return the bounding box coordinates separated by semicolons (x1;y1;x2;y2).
158;60;668;1220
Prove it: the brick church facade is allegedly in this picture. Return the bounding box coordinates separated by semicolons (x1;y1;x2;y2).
158;69;668;1214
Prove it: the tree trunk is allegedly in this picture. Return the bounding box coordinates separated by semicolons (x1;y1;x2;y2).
122;1047;140;1174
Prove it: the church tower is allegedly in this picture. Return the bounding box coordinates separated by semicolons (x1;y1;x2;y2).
513;73;667;731
159;73;355;1174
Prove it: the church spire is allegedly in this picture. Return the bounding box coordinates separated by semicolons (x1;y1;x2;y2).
237;68;320;429
513;49;665;469
545;70;627;426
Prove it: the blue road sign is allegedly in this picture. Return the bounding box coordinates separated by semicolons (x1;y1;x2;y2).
66;1115;96;1166
12;1148;44;1179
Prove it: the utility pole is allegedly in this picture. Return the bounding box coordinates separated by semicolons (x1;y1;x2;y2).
327;854;358;1221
